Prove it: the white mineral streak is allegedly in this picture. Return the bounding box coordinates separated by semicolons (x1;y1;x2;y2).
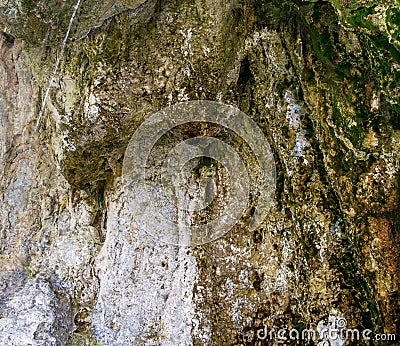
284;90;311;163
35;0;82;131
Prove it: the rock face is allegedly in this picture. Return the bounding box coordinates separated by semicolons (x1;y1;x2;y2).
0;0;399;345
0;277;73;345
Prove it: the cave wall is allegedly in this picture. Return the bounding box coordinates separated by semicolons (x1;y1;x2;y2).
0;0;399;345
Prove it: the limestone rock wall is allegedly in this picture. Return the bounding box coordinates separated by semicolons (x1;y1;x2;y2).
0;0;399;345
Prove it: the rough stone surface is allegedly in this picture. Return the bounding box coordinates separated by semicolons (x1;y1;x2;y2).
0;277;73;346
0;0;399;345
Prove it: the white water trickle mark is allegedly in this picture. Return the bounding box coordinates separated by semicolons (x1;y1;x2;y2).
299;40;303;69
35;0;82;131
284;90;311;164
84;92;99;122
385;156;397;179
202;45;210;56
180;28;194;76
285;90;303;129
167;92;173;106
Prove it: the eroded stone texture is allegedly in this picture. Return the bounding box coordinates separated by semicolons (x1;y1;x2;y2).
92;179;197;345
0;277;73;346
0;0;399;345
